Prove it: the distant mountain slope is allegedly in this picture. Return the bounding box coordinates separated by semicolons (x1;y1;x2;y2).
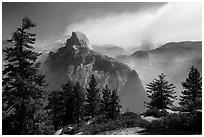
41;31;146;113
92;45;127;58
115;41;202;104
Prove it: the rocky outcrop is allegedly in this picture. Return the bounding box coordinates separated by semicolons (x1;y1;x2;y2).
41;31;146;112
65;31;91;51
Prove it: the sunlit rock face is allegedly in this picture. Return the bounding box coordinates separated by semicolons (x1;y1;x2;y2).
62;31;91;52
41;31;146;113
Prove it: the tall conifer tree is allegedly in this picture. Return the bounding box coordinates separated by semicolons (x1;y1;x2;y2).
2;17;54;134
61;80;75;125
109;88;121;119
48;90;65;130
100;85;111;117
145;73;176;109
180;66;202;111
73;81;85;124
86;74;100;118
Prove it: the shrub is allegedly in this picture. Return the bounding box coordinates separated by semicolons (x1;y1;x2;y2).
144;108;168;118
146;111;202;133
145;108;160;118
120;112;141;122
92;114;109;124
119;112;149;128
159;109;169;117
82;112;150;134
146;113;182;130
180;111;202;131
82;121;119;135
163;113;182;129
147;119;165;129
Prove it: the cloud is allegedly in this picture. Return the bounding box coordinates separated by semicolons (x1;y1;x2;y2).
65;2;202;51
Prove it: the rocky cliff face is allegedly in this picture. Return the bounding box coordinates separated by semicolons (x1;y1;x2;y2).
41;31;146;112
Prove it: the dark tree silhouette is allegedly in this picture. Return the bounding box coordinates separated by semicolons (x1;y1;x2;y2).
100;85;121;119
86;74;100;118
61;80;76;125
145;73;176;109
2;17;54;134
48;80;86;130
179;66;202;111
109;88;121;119
100;85;112;118
48;90;65;130
72;81;85;124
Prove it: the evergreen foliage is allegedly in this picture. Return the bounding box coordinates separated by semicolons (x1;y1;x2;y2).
100;85;121;119
72;81;86;124
100;85;112;118
145;73;176;109
48;80;86;129
2;17;54;134
179;66;202;111
109;88;121;119
48;90;66;130
85;74;100;118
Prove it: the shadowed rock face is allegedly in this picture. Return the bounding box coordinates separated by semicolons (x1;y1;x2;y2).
67;31;91;50
119;70;146;113
41;31;146;113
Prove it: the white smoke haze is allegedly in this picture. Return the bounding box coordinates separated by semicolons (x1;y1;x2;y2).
65;2;201;52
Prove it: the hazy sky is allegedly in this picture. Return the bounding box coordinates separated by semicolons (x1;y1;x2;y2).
2;2;202;51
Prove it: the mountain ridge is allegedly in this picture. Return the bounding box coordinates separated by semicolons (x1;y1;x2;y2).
41;31;146;113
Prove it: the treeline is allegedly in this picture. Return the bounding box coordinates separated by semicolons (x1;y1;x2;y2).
48;75;121;131
145;67;202;112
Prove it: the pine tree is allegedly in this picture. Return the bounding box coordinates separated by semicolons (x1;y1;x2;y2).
48;80;78;130
48;90;65;130
61;80;75;125
24;107;55;135
2;17;54;134
145;73;176;109
48;80;86;128
109;88;121;119
100;85;112;118
73;81;85;124
179;66;202;111
86;74;100;118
